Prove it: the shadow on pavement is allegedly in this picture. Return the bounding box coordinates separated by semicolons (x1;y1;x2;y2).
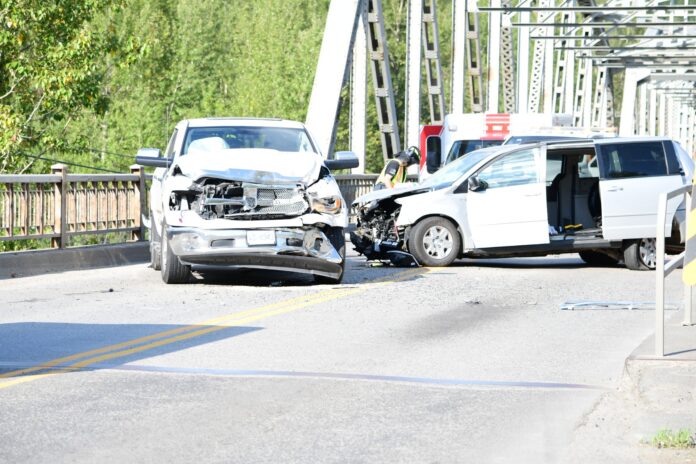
189;256;418;287
453;256;594;269
0;322;261;378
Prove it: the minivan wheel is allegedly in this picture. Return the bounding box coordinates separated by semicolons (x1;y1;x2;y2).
578;250;618;267
408;217;461;267
623;238;656;271
314;227;346;285
160;231;191;284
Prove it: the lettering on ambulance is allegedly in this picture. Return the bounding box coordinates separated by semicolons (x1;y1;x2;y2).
483;114;511;140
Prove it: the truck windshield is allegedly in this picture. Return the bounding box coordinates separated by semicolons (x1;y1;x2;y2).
444;139;504;165
421;147;499;190
182;126;317;155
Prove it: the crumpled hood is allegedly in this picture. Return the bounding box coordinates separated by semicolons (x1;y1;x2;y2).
174;148;323;185
353;183;431;205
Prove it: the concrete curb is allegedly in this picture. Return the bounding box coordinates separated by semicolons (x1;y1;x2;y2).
0;242;150;280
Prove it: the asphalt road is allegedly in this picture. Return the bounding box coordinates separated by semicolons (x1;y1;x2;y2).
0;248;685;463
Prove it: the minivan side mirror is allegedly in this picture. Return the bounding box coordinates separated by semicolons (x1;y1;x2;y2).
468;176;487;192
135;148;169;168
326;151;359;170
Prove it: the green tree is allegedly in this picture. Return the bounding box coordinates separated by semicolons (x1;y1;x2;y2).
0;0;129;172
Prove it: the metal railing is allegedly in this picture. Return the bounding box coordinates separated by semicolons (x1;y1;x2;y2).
336;174;379;216
0;164;146;248
655;184;694;357
0;170;385;250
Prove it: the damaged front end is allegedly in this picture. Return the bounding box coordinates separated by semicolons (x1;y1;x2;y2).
170;178;310;220
350;196;407;260
161;161;347;280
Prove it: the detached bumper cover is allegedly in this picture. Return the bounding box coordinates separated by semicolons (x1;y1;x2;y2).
166;226;343;278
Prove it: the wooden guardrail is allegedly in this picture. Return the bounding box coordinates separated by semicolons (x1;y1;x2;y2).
0;169;385;250
0;164;146;248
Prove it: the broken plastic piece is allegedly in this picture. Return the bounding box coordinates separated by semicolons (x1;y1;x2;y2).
386;251;420;268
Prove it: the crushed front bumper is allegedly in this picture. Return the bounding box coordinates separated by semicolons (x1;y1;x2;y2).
166;226;343;279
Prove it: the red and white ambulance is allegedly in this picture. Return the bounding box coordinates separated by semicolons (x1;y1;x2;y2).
418;113;577;181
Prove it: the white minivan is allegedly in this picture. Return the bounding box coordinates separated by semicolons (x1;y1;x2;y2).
351;138;693;270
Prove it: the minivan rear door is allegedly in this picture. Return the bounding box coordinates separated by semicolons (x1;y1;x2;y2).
595;140;684;240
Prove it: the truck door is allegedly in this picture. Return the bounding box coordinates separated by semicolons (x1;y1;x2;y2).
466;146;550;248
596;140;684;240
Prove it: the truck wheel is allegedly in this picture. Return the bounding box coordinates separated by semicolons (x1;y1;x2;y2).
150;215;162;271
623;238;656;271
315;227;346;285
160;232;191;284
578;250;618;267
408;217;460;267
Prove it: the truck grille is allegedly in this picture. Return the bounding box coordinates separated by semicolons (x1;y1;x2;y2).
224;185;309;218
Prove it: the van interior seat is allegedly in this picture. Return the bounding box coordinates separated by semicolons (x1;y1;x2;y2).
547;150;600;232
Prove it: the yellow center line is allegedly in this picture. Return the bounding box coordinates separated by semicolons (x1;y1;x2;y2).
0;267;430;389
0;270;411;380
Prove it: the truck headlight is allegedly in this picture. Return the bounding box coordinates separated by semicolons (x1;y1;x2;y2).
311;196;342;214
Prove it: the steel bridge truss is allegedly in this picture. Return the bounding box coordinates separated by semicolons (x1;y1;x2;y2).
308;0;696;171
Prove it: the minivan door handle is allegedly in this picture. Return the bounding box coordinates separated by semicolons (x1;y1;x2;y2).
607;186;624;192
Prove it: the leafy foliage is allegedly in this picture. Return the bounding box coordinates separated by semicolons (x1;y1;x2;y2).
0;0;130;172
1;0;465;174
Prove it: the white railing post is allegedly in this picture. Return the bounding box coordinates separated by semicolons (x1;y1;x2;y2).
684;284;694;326
685;189;695;327
655;191;668;357
655;184;692;356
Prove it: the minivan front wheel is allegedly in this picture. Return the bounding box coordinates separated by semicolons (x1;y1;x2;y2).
623;238;657;271
408;217;461;267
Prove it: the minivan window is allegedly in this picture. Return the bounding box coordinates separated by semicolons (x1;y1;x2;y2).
477;148;539;189
598;142;669;179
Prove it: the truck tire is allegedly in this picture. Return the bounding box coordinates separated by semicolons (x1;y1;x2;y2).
314;227;346;285
160;232;191;284
578;250;618;267
623;238;656;271
150;215;162;271
408;217;460;267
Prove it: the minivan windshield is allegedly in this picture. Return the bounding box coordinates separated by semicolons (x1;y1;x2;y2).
420;146;499;190
182;126;317;155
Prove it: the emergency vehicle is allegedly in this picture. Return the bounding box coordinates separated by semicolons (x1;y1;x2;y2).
418;113;577;181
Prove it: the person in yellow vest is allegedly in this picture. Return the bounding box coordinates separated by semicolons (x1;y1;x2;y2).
374;146;420;190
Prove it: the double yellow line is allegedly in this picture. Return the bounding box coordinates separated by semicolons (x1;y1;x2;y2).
0;267;429;390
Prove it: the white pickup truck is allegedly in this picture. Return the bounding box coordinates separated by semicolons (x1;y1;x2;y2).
136;118;358;284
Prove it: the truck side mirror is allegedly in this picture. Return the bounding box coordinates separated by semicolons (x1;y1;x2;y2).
426;136;442;174
326;151;359;170
135;148;169;168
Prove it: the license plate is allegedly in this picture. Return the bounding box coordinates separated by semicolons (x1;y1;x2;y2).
246;230;276;246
